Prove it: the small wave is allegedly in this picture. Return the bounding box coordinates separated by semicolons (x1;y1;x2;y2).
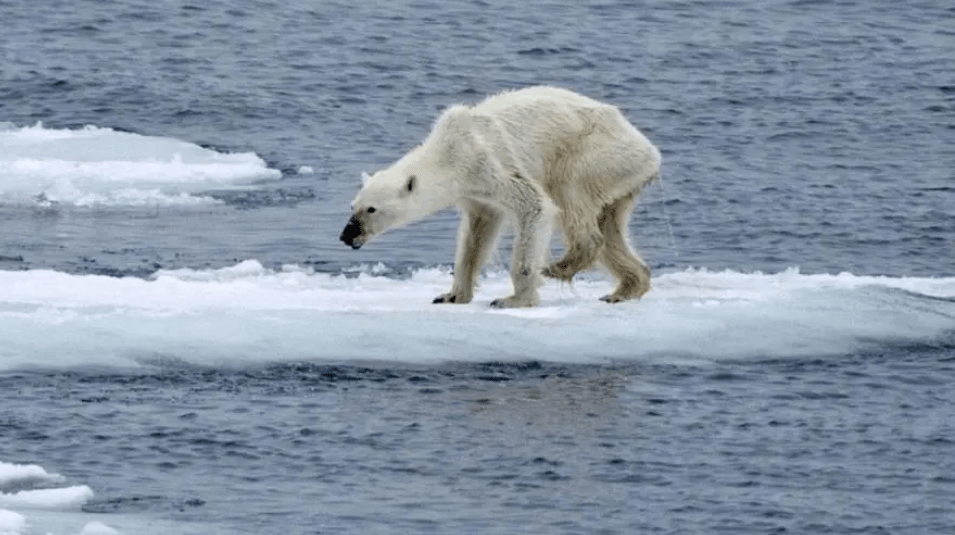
516;46;580;56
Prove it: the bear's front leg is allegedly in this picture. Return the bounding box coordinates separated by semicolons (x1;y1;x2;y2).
489;197;553;308
434;203;504;305
489;263;540;308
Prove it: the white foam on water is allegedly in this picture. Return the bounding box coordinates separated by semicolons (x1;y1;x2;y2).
0;123;281;207
0;262;952;371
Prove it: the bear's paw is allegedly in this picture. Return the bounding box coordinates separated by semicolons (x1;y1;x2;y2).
542;262;577;282
489;295;538;309
599;293;627;304
433;292;472;305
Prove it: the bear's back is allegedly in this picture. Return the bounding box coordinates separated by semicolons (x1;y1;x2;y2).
465;86;635;169
473;86;609;116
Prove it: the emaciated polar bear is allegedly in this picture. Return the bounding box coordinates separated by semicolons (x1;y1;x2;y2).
340;86;661;308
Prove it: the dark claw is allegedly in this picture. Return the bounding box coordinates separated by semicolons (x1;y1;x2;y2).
433;295;456;304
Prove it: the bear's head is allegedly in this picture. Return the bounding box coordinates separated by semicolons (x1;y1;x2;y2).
339;168;419;249
340;107;480;249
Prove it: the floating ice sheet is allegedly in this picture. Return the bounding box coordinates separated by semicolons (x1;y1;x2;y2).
0;123;280;207
1;262;952;371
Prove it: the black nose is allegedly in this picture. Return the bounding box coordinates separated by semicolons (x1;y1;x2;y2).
340;216;362;248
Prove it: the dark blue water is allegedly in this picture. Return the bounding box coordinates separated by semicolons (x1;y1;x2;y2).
5;354;955;534
2;0;954;533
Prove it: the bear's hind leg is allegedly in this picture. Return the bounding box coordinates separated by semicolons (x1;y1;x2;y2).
434;203;504;304
543;200;604;282
597;191;650;303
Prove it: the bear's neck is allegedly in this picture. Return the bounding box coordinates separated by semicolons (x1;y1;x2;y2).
419;181;459;216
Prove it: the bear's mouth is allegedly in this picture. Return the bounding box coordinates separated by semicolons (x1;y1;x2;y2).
340;215;366;249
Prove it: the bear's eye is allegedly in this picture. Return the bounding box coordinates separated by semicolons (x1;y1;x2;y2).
366;206;376;214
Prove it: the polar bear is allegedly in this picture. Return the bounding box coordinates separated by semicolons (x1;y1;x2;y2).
340;86;661;308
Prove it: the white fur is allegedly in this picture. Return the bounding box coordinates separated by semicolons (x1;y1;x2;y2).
343;86;661;308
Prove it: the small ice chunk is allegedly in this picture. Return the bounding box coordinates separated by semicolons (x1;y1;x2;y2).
0;485;94;510
78;521;122;535
0;509;26;535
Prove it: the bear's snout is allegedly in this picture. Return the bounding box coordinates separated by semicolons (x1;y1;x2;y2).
340;215;364;249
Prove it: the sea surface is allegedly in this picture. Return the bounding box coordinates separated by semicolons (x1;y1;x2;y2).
1;0;954;533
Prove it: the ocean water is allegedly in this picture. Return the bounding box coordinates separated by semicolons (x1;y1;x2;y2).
1;0;954;533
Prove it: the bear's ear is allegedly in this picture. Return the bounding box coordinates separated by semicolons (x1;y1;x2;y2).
402;174;416;196
360;171;372;187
